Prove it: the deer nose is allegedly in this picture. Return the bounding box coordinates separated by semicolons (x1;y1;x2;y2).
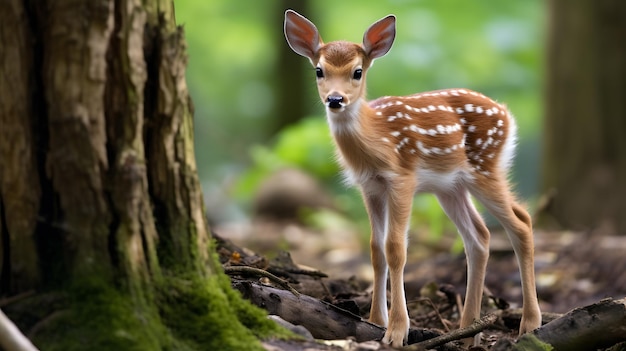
327;95;344;109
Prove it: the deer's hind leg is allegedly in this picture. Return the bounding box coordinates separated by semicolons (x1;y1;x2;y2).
468;175;542;334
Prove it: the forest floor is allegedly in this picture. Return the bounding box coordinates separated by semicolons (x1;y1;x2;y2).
216;217;626;350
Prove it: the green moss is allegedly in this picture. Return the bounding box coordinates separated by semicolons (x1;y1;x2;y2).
514;334;554;351
157;272;292;351
30;273;290;351
33;280;170;351
30;239;292;351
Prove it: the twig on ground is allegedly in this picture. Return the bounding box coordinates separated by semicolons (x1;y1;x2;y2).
280;267;329;278
414;297;450;332
224;266;300;296
411;301;453;326
0;291;36;308
405;313;498;351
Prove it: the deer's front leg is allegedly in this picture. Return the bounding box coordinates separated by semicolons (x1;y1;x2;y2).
363;189;389;327
381;177;415;347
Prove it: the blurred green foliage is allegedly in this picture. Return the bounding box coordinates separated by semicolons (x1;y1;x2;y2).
174;0;545;238
233;116;338;202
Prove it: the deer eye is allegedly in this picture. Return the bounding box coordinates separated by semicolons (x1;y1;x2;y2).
353;68;363;80
315;67;324;78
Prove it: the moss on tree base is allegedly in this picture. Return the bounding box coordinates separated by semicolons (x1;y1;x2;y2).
157;272;293;350
15;271;291;351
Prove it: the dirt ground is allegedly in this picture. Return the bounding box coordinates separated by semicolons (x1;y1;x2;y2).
217;217;626;349
218;218;626;312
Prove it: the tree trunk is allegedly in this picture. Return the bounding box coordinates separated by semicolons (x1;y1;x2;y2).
270;0;312;135
540;0;626;233
0;0;283;349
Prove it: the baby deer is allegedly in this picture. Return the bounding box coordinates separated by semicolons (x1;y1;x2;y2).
284;10;541;346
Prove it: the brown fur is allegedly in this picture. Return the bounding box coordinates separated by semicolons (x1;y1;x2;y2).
284;10;541;346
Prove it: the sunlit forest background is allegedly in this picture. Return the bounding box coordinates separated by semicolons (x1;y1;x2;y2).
174;1;544;244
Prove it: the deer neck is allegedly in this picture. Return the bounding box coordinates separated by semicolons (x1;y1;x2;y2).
326;99;390;182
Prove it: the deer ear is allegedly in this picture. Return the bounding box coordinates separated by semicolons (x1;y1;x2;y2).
284;10;322;61
363;15;396;60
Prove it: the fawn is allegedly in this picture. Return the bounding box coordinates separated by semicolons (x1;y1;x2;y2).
284;10;541;346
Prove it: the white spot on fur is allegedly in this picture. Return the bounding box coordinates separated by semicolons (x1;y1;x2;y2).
416;141;430;155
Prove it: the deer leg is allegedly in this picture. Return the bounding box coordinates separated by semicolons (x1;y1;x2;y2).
469;179;542;334
381;177;415;347
436;190;490;331
363;189;389;327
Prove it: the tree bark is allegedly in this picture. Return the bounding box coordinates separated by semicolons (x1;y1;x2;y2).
541;0;626;233
0;0;282;349
0;0;41;294
43;0;116;281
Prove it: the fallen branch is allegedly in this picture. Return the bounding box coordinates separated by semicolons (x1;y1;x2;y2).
491;297;626;351
234;280;384;341
405;313;498;351
233;280;440;343
530;297;626;351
